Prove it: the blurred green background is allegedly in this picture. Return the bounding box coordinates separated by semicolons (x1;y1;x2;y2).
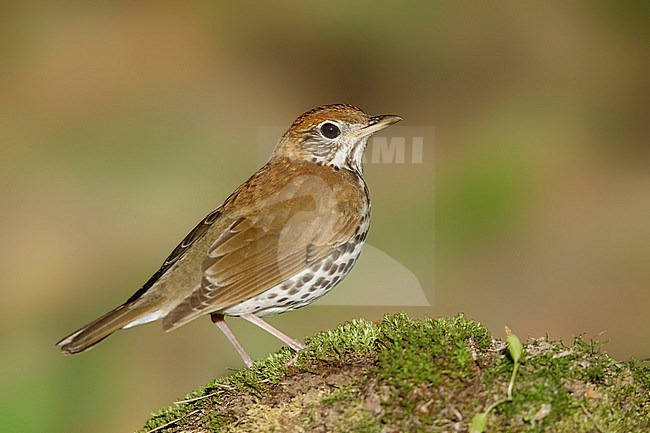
1;2;648;432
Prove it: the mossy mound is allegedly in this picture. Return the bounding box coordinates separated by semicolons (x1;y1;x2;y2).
140;313;649;432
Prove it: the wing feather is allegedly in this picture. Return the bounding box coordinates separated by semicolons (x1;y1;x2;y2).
163;167;365;330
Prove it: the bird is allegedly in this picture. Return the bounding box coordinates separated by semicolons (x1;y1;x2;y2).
56;104;402;367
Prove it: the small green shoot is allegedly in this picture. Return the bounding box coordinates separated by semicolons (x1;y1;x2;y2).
471;326;524;432
506;330;523;399
469;411;488;433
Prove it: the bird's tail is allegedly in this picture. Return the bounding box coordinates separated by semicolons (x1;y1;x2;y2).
56;303;159;354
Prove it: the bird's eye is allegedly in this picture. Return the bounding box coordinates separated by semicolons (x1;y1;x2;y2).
319;122;341;139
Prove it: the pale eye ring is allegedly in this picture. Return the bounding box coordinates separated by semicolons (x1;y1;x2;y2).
319;122;341;139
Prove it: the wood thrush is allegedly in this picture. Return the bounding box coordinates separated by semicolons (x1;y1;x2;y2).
56;104;401;367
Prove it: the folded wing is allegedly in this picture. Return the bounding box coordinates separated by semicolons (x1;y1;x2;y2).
163;171;363;330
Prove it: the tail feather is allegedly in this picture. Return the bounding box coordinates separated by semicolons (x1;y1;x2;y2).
56;304;158;354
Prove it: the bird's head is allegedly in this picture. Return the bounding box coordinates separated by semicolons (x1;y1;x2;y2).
274;104;401;174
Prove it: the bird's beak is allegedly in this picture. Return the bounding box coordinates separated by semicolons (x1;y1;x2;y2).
350;114;402;138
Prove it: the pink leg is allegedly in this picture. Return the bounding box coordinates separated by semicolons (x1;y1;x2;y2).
211;313;254;368
240;314;306;352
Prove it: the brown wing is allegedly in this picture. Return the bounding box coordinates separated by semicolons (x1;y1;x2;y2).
125;208;223;304
163;168;364;330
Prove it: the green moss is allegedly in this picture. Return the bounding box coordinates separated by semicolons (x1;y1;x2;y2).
304;386;383;433
302;317;380;362
630;359;650;390
482;335;650;432
209;413;228;431
320;385;360;404
332;408;382;433
378;313;492;389
139;313;649;433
